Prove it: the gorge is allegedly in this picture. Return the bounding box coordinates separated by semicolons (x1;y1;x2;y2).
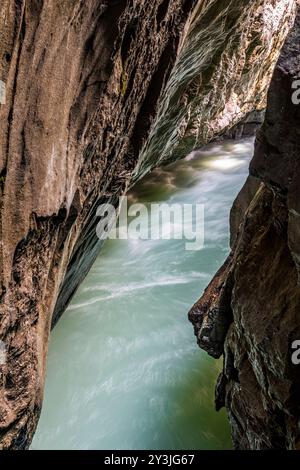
0;0;299;450
32;138;254;450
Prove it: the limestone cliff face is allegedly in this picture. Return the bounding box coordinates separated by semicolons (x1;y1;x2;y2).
189;9;300;449
0;0;296;449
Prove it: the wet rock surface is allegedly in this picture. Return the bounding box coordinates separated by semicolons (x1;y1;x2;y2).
0;0;296;449
189;8;300;449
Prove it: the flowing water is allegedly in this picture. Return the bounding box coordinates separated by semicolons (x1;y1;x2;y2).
32;138;254;450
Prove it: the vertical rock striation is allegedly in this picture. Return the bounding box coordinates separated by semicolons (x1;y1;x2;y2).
0;0;296;449
189;8;300;449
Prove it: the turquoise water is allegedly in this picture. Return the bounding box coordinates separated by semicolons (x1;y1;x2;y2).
32;139;254;450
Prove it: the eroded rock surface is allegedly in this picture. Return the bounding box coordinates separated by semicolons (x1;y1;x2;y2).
189;8;300;449
0;0;296;449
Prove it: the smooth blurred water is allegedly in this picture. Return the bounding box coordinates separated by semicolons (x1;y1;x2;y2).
32;138;254;450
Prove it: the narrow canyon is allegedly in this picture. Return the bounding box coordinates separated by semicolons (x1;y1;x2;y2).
0;0;299;449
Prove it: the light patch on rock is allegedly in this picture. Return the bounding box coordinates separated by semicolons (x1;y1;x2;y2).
0;80;5;104
0;340;6;365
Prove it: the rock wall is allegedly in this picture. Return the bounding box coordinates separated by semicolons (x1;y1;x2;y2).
0;0;296;449
189;8;300;449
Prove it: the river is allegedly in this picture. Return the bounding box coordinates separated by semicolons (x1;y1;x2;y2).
32;138;254;450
